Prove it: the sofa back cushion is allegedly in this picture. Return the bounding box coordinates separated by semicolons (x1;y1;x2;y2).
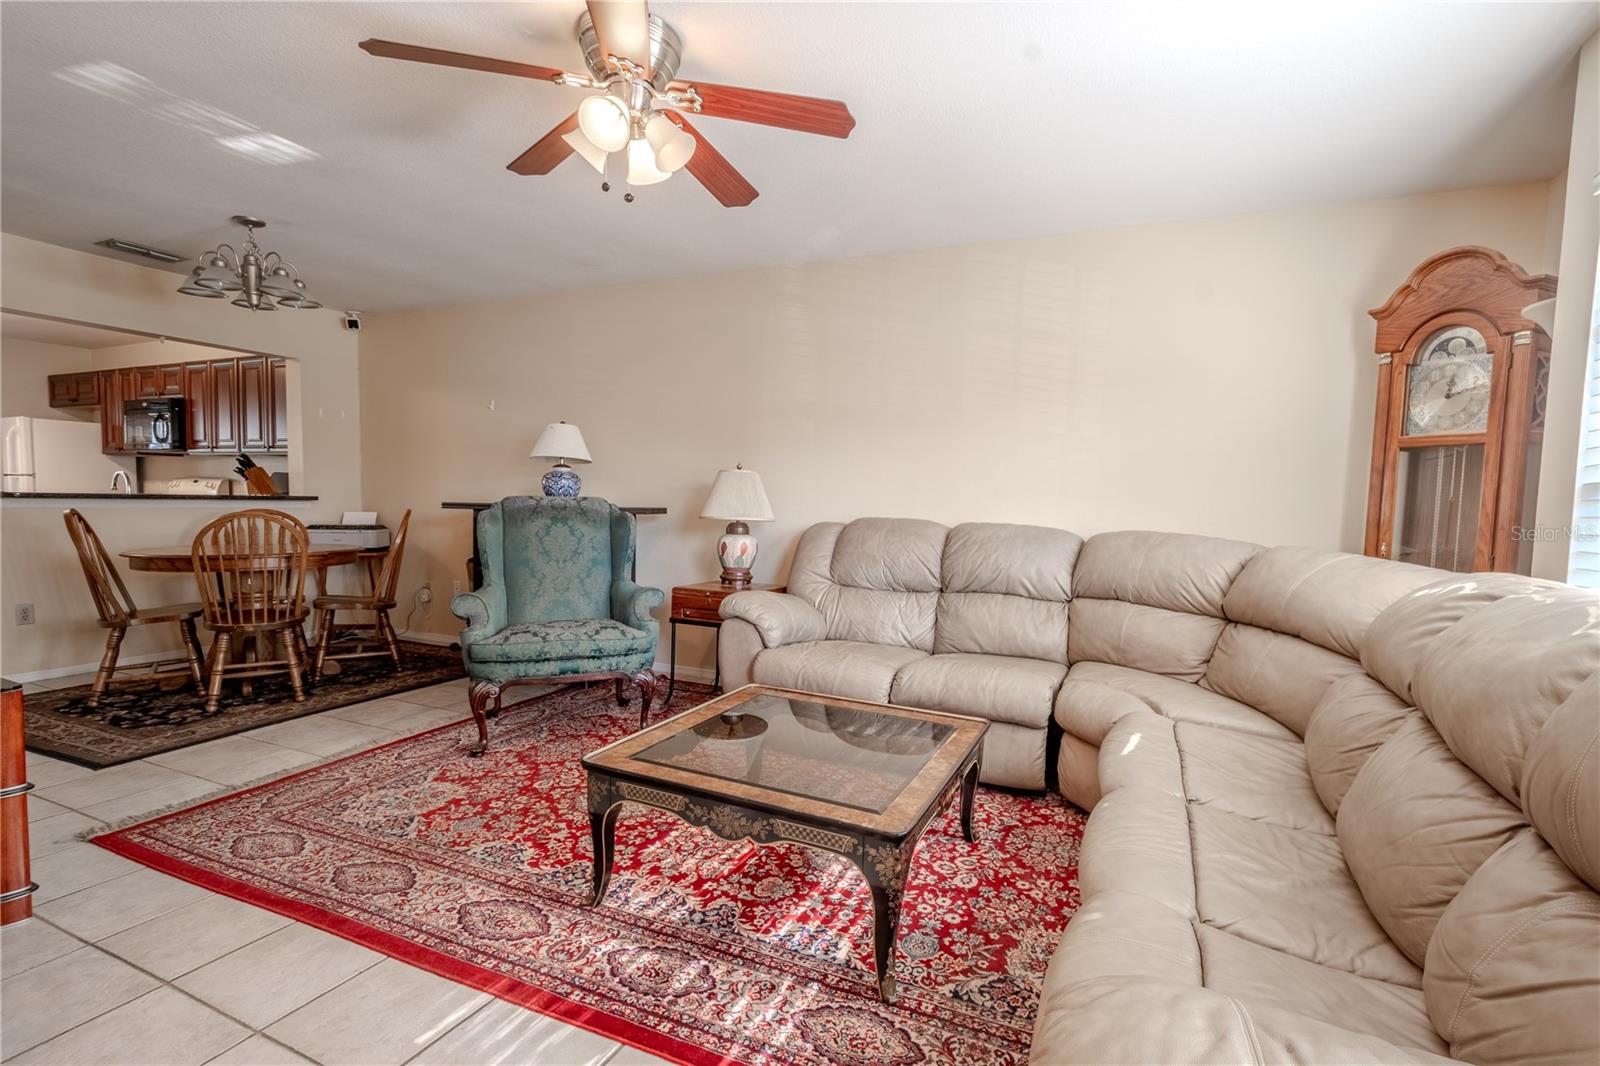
934;522;1081;662
787;518;947;651
1201;548;1439;736
492;496;614;625
1302;673;1414;815
1067;531;1260;680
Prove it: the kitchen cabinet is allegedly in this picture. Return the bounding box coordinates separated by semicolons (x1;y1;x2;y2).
183;359;241;454
140;365;184;398
238;357;269;451
47;372;100;408
268;358;289;453
97;370;124;452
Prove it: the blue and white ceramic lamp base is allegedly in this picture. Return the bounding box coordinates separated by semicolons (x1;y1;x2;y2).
542;464;582;498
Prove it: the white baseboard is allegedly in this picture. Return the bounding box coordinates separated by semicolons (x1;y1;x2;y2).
8;649;180;684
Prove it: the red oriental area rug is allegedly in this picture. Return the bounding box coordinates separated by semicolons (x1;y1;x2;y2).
94;685;1085;1066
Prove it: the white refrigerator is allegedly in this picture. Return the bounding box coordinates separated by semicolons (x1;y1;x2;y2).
1;416;133;493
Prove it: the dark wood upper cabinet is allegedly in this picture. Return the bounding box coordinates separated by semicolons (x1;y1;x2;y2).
212;358;240;453
183;362;213;452
238;356;269;451
268;358;289;453
97;370;124;453
47;372;100;408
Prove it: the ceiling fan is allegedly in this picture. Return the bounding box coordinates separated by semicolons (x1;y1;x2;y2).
359;1;855;207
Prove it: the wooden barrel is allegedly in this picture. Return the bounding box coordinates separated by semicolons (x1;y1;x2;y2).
0;679;35;925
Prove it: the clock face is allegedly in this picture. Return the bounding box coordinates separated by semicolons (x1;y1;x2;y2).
1404;327;1493;437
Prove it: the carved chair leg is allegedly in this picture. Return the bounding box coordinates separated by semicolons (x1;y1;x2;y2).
468;680;500;756
613;677;628;706
282;627;308;703
87;626;125;709
179;619;205;691
632;669;658;731
313;608;335;680
380;609;403;670
204;632;232;715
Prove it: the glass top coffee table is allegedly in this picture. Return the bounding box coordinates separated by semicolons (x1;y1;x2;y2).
581;684;988;1003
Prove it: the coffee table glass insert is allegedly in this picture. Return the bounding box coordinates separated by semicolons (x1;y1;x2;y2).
582;684;988;1003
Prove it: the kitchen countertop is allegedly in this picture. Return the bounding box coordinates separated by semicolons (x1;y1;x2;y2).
2;492;319;501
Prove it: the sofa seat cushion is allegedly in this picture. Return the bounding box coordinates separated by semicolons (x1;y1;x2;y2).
888;653;1065;728
1058;661;1298;744
468;618;652;663
1192;805;1423;988
752;640;927;703
1197;925;1447;1055
1176;722;1333;835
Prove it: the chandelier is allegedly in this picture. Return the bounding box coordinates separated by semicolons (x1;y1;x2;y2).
177;215;323;311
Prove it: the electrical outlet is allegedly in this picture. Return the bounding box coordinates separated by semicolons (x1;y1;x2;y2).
417;583;433;605
452;579;462;596
15;603;35;625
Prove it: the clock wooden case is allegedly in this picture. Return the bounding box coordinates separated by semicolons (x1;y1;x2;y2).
1365;246;1555;574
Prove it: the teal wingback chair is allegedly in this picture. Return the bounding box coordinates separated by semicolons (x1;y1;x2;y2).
450;497;665;754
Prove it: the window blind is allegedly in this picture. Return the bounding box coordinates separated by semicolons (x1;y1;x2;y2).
1567;254;1600;588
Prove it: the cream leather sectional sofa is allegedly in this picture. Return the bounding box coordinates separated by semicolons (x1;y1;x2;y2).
719;518;1600;1064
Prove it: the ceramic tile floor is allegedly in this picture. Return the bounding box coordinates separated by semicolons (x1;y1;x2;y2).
2;680;672;1066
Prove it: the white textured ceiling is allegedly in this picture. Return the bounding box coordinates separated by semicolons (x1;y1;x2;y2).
1;2;1592;312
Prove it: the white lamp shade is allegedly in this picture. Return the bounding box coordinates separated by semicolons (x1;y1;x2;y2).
578;94;631;153
529;422;592;464
562;129;609;174
1522;298;1557;336
701;467;774;522
644;113;695;173
626;138;670;186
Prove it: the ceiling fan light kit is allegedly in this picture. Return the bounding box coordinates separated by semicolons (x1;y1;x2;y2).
178;215;323;312
358;0;855;208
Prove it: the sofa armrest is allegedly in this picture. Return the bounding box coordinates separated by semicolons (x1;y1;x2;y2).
451;584;506;644
720;591;826;649
612;579;665;629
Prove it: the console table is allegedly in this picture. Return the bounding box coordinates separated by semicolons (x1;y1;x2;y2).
441;502;666;585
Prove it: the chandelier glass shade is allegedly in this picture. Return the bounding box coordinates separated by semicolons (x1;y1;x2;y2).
568;87;696;191
178;216;323;312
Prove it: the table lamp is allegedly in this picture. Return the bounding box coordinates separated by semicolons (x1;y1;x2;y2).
529;421;592;497
700;465;774;587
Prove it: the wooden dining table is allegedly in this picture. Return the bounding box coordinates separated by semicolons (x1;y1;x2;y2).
121;545;390;687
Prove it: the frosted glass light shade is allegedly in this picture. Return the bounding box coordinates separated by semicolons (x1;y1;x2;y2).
701;466;774;521
644;112;695;173
626;138;669;186
562;129;609;174
578;94;631;153
529;421;592;464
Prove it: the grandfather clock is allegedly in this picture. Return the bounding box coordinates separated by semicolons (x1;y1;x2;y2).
1366;246;1555;573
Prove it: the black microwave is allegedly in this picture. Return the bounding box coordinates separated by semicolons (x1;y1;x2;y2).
123;398;186;452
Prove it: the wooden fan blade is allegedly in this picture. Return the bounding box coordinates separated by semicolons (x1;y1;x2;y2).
359;39;564;83
507;113;580;175
666;113;758;208
668;81;855;138
585;1;652;71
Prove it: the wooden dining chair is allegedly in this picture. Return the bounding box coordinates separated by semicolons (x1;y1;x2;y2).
63;509;206;708
311;510;411;680
191;509;311;714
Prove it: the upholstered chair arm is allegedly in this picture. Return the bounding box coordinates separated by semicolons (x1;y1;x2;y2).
720;591;826;649
612;579;665;628
451;584;506;643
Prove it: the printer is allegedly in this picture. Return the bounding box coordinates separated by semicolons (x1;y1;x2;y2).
308;511;391;550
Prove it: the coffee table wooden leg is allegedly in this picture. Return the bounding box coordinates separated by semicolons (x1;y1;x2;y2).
862;842;910;1004
586;804;622;906
959;758;980;844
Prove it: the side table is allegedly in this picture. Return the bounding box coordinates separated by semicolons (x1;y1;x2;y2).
666;581;784;703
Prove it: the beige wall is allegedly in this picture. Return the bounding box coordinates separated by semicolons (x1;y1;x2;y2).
1531;31;1599;580
360;180;1560;675
0;235;362;677
1;336;95;421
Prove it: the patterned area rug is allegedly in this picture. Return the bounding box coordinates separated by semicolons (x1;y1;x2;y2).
95;684;1084;1065
25;640;465;768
